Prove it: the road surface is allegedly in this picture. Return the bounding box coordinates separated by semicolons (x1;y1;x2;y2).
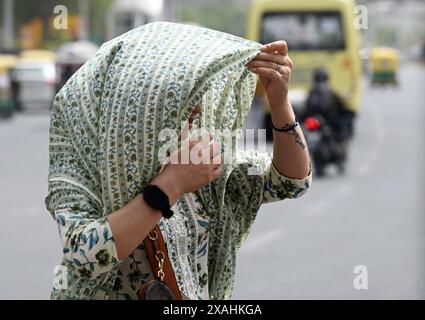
0;63;424;299
234;62;425;299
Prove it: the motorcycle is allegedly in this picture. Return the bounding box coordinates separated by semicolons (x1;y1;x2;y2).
302;115;348;177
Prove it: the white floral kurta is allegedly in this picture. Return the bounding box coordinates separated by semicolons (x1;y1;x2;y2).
53;155;311;300
46;22;311;300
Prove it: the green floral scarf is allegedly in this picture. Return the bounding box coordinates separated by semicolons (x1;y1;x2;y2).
46;22;262;299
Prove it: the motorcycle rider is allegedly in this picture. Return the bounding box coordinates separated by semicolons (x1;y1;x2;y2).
301;68;355;175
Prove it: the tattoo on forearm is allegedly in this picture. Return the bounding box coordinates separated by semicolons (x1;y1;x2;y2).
279;123;306;149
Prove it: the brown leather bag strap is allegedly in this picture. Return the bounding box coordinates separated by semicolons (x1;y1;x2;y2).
143;225;182;300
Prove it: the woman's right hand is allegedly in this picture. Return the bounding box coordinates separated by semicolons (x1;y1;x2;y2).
151;133;223;205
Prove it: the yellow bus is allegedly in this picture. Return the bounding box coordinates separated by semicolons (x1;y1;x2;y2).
247;0;362;116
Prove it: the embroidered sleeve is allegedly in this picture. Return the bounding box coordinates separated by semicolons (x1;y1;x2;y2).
226;150;312;248
230;149;312;204
262;158;312;203
45;92;121;281
52;203;121;280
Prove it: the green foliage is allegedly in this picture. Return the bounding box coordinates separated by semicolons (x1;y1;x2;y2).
180;3;247;37
374;27;397;47
1;0;114;48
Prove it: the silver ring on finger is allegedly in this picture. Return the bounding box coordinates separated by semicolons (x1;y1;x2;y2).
275;63;282;73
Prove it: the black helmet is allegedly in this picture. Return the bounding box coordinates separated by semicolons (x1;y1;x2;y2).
313;68;329;83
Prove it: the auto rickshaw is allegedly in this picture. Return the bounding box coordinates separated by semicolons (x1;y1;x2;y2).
19;49;56;61
369;47;400;85
0;54;18;118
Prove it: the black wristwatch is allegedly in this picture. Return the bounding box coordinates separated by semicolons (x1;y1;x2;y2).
143;184;174;219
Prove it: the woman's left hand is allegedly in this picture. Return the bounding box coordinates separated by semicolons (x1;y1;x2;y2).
246;40;293;109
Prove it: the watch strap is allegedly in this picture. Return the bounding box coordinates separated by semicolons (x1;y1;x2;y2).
143;184;174;219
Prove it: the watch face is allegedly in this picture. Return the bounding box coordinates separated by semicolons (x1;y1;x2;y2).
145;185;169;210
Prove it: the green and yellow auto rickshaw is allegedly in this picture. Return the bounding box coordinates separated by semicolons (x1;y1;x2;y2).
369;47;400;85
0;54;18;118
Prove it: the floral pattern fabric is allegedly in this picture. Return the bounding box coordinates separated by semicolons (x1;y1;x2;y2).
45;22;311;300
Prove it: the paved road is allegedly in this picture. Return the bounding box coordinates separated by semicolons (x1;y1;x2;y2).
234;62;425;299
0;63;424;299
0;108;61;299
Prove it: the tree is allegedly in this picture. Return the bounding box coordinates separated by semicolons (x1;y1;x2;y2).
0;0;113;49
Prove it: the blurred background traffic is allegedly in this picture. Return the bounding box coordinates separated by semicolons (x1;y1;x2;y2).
0;0;424;299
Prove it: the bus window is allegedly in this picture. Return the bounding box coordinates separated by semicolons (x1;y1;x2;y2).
261;12;345;51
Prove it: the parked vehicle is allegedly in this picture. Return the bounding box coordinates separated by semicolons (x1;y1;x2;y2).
0;54;18;118
55;41;99;91
10;50;56;110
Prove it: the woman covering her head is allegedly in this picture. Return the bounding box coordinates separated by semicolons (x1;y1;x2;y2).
46;22;311;300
